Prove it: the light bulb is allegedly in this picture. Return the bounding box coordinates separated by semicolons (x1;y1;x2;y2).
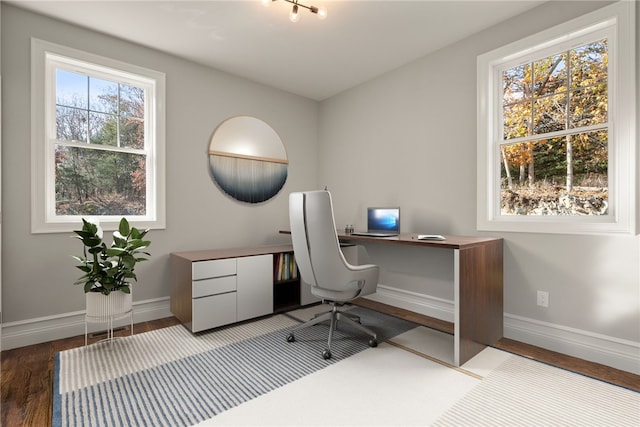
289;4;300;22
317;6;327;19
261;0;271;7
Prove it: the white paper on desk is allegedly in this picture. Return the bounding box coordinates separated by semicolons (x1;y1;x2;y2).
417;234;445;240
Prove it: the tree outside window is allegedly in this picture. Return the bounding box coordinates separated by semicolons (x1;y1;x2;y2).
54;70;147;216
500;40;608;216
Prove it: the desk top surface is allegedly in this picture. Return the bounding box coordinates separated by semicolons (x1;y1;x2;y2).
336;232;502;250
279;230;501;250
171;244;294;262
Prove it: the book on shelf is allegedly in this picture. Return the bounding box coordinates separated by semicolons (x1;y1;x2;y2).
274;252;298;282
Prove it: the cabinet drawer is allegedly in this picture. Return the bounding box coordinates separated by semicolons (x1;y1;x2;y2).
192;293;237;332
192;276;236;298
192;258;236;280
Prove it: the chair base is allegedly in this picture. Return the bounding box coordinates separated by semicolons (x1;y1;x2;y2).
286;303;377;359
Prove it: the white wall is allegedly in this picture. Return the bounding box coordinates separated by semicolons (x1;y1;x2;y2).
319;1;639;373
0;4;317;326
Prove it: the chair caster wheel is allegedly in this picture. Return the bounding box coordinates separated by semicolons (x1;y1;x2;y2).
286;333;295;343
322;349;332;359
369;339;378;347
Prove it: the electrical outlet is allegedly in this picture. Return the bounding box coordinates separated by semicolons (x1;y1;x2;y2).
537;290;549;308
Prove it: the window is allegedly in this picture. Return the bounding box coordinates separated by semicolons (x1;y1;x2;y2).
31;39;166;233
477;2;635;234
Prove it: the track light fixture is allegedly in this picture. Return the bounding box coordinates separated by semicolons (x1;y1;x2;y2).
262;0;327;22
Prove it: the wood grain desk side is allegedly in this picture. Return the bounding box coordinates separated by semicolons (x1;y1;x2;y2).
457;238;504;365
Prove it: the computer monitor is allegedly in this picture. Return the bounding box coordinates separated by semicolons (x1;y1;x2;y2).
367;207;400;233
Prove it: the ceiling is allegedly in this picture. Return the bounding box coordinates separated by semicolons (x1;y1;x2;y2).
11;0;546;101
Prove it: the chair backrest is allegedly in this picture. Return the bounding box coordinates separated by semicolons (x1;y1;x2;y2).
289;190;357;293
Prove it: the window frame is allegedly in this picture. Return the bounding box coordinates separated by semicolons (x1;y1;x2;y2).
476;2;636;235
31;39;166;233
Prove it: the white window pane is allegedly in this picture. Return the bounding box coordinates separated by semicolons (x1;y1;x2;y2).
570;40;607;89
500;130;608;216
119;116;144;149
56;69;87;109
55;145;146;216
533;93;567;134
88;111;118;145
533;53;567;97
119;84;145;118
569;84;607;128
89;77;118;113
503;63;532;104
503;101;532;139
56;106;88;142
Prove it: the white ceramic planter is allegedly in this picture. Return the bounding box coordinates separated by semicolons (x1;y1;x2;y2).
85;290;133;322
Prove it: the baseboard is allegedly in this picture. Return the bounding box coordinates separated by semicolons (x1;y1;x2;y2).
504;314;640;375
363;284;455;322
1;297;172;351
364;285;640;375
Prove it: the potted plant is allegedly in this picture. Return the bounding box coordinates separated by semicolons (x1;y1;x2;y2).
73;218;151;321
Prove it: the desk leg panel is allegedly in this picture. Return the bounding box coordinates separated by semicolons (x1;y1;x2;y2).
457;240;504;365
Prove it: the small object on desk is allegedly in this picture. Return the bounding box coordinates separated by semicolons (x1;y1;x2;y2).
416;234;446;240
345;225;354;234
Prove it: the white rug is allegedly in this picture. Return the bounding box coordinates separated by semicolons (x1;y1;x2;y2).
200;338;482;426
433;354;640;427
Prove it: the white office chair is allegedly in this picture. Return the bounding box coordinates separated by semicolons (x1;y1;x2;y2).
287;190;379;359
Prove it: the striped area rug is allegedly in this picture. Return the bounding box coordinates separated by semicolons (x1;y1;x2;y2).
433;354;640;427
53;307;417;427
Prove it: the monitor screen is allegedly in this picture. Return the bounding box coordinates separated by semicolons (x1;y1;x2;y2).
367;207;400;232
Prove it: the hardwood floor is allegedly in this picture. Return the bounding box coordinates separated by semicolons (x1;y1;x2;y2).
2;305;638;426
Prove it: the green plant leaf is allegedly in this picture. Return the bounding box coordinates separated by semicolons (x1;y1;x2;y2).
112;234;127;247
105;247;126;256
129;240;150;250
121;254;136;269
74;230;93;240
119;217;130;237
81;219;98;234
88;246;104;255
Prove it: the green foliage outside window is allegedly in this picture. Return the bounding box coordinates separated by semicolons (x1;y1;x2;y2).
55;70;146;216
500;40;608;216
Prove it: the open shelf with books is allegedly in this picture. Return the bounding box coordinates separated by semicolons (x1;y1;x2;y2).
273;251;301;312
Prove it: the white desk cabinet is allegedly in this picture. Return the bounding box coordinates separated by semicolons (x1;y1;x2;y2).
191;258;237;332
237;255;272;321
171;245;294;333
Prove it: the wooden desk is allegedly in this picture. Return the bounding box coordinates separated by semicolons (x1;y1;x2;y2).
337;232;503;367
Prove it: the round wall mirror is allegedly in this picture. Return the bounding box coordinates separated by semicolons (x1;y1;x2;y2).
208;116;288;203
